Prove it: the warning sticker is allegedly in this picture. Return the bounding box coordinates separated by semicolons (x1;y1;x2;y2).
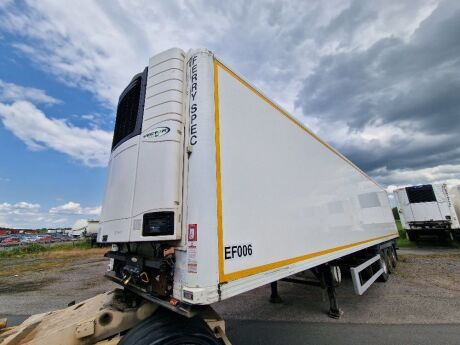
187;224;198;273
188;224;197;241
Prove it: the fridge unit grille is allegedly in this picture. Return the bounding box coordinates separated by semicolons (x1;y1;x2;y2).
111;68;147;150
406;185;437;203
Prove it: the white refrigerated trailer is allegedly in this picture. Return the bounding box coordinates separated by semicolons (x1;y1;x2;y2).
394;184;460;241
1;48;398;345
449;185;460;238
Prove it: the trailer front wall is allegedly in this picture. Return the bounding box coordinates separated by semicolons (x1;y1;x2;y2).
213;59;397;284
448;185;460;229
394;184;455;228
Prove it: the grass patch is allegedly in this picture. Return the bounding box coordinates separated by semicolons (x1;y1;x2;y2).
0;246;107;277
396;233;415;248
0;240;94;259
394;220;416;248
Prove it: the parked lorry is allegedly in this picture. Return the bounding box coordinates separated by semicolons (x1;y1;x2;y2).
394;184;460;241
0;48;398;345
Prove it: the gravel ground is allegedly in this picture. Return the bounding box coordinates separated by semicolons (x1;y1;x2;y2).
1;248;460;324
0;253;117;315
214;248;460;324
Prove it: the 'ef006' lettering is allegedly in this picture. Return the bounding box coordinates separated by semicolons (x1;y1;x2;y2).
224;244;253;260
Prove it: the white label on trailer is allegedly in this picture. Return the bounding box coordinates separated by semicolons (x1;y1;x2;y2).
189;55;199;146
187;246;197;273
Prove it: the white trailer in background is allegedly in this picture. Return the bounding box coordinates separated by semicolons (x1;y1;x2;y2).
448;185;460;238
394;184;460;241
1;48;398;345
71;219;100;238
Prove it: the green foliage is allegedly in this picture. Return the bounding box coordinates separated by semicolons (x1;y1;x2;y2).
51;240;92;251
392;219;414;247
392;207;400;220
22;243;47;253
0;240;93;258
396;231;414;248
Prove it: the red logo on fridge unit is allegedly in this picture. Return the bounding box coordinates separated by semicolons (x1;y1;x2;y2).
188;224;197;242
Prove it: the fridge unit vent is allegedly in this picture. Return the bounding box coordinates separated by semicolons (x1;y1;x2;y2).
112;68;147;150
406;185;436;203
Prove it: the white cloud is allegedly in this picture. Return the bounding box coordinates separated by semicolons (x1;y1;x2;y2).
374;164;460;187
0;1;434;108
0;201;46;228
0;0;438;114
0;79;113;167
386;185;409;194
0;200;99;228
0;80;60;105
0;100;112;166
49;201;101;216
0;201;40;214
0;0;456;190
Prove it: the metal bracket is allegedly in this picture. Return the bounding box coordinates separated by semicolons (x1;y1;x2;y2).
105;272;195;318
350;254;383;295
75;320;95;339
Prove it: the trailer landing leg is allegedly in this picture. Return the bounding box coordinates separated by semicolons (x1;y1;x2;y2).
269;281;283;303
320;266;343;319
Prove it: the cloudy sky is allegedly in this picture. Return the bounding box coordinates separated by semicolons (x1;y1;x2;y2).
0;0;459;228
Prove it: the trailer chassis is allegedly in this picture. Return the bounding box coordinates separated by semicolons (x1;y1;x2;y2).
270;240;397;319
406;221;454;241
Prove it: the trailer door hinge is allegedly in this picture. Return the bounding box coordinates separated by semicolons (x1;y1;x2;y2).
217;284;222;301
187;145;193;155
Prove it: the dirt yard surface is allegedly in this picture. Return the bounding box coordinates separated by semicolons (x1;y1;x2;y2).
1;247;460;324
0;249;116;315
214;248;460;324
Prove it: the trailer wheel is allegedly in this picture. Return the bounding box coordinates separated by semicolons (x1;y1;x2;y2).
406;230;417;242
384;248;395;274
388;246;397;270
119;308;223;345
377;251;389;282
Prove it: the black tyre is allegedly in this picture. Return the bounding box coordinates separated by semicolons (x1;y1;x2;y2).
406;230;417;242
377;250;389;282
119;308;222;345
437;231;453;241
388;246;398;270
384;247;394;274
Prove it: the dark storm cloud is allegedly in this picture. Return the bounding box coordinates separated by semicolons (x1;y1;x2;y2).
340;133;460;173
296;0;460;174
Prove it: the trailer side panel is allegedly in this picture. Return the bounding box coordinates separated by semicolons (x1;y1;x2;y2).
213;58;397;284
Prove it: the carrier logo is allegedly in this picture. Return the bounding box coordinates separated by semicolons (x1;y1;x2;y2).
143;127;170;140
